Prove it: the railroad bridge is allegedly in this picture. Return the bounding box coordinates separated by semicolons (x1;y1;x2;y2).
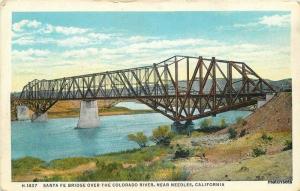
12;55;275;128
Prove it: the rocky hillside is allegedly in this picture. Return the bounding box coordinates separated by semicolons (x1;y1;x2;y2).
218;92;292;135
173;92;292;180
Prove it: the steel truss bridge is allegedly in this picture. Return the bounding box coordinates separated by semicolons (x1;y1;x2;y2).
13;55;275;122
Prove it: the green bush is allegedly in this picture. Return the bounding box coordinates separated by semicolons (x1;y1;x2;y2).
150;125;174;146
236;116;243;123
77;160;179;181
252;147;266;157
228;128;237;139
236;116;247;126
201;118;212;128
171;169;190;181
128;132;148;148
48;157;93;170
197;118;227;133
261;133;273;142
78;161;148;181
197;125;226;133
12;157;45;176
239;129;247;137
283;140;292;151
174;145;190;159
219;118;227;128
37;175;64;182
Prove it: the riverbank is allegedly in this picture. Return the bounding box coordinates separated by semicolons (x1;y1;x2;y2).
12;93;292;181
11;99;155;120
12;129;292;181
48;106;155;119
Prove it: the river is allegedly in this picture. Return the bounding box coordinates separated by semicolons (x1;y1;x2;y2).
11;102;251;161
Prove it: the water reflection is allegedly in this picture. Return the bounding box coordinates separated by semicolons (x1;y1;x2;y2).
76;127;100;144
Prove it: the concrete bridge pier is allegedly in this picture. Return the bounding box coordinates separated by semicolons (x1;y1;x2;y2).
185;120;195;136
16;105;30;121
77;100;100;128
171;121;184;130
171;121;194;135
31;112;48;122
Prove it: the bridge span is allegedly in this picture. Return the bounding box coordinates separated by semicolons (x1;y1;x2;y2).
12;55;275;127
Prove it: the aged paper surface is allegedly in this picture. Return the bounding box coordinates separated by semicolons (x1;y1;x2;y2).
1;0;300;190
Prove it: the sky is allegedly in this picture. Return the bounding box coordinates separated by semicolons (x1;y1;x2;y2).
12;11;291;91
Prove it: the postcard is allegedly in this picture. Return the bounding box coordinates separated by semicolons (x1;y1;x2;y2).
1;0;300;190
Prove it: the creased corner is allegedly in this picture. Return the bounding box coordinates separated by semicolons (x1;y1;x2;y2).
0;0;7;7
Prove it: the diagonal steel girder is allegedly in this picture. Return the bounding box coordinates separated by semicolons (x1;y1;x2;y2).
15;55;276;122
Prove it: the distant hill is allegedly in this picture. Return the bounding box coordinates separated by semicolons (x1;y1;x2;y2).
177;78;291;92
265;78;292;91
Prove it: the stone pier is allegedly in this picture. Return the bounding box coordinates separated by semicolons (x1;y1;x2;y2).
31;112;48;122
171;121;194;135
16;105;30;121
77;100;100;128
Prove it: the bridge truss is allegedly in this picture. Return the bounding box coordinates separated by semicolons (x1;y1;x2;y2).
15;55;275;122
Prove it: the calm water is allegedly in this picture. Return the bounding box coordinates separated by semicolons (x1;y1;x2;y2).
12;102;251;161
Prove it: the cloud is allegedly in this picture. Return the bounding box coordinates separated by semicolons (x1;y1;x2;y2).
12;36;56;45
13;48;50;57
232;14;290;29
258;14;290;27
60;38;220;60
11;17;290;91
57;36;91;47
12;19;113;47
12;19;42;32
12;38;290;91
87;32;111;41
13;19;90;36
13;36;36;45
63;48;99;58
127;39;203;50
53;26;89;35
38;24;90;35
12;48;51;62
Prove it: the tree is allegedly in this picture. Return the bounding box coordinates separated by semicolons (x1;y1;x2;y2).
235;116;243;123
150;125;173;146
219;118;227;128
228;127;237;139
200;118;212;128
127;132;148;148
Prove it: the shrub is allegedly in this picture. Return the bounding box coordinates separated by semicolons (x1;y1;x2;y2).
252;147;266;157
236;116;247;126
200;118;212;128
236;116;243;123
283;140;292;151
197;125;226;133
128;132;148;148
239;166;249;172
239;129;247;137
261;133;273;142
48;157;93;170
78;160;179;181
197;118;226;133
79;161;149;181
150;125;174;146
12;157;45;176
171;168;190;181
174;145;190;159
219;118;227;128
228;128;237;139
